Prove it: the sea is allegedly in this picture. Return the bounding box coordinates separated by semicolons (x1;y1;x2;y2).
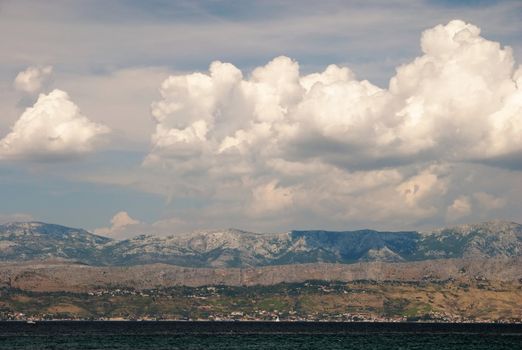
0;321;521;349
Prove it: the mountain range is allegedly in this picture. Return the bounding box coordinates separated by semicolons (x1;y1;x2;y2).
0;220;520;268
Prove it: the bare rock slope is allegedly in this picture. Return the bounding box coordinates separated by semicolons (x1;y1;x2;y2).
0;220;521;268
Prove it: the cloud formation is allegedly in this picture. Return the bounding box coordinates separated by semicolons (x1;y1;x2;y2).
13;65;53;94
95;211;141;238
149;20;522;169
143;20;521;228
0;89;110;160
94;211;188;239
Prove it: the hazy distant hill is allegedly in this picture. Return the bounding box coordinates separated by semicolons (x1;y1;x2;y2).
0;222;110;264
0;220;521;268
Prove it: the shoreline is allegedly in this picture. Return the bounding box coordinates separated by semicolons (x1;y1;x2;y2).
2;319;522;324
1;320;522;336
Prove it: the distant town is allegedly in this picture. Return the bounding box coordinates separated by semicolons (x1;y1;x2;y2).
1;280;521;323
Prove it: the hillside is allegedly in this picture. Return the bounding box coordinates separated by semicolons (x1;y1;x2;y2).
1;220;521;321
0;257;520;291
2;279;522;322
0;222;110;264
0;220;521;268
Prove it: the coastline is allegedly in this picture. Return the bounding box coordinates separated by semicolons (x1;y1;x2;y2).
1;320;522;335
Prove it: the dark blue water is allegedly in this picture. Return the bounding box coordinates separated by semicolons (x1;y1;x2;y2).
0;321;520;349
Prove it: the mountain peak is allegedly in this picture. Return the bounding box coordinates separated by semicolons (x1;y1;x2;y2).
1;221;44;229
1;220;521;267
475;219;521;229
435;220;521;235
1;221;90;233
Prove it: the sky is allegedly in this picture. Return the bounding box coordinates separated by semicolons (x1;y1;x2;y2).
1;0;521;238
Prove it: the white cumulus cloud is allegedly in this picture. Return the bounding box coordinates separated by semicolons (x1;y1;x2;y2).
142;20;521;228
13;65;53;94
94;212;188;239
95;211;141;238
149;20;522;169
447;196;472;221
0;89;110;160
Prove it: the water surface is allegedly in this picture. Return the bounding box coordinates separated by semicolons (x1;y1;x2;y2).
0;321;520;349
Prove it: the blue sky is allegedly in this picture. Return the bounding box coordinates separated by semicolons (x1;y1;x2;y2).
1;0;521;237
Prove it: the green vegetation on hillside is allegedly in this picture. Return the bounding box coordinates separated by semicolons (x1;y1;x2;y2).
1;280;521;322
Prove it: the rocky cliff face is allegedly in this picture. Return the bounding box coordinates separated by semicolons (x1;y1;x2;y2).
0;220;521;268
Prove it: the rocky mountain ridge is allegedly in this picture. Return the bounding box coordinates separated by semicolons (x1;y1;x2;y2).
0;220;521;268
